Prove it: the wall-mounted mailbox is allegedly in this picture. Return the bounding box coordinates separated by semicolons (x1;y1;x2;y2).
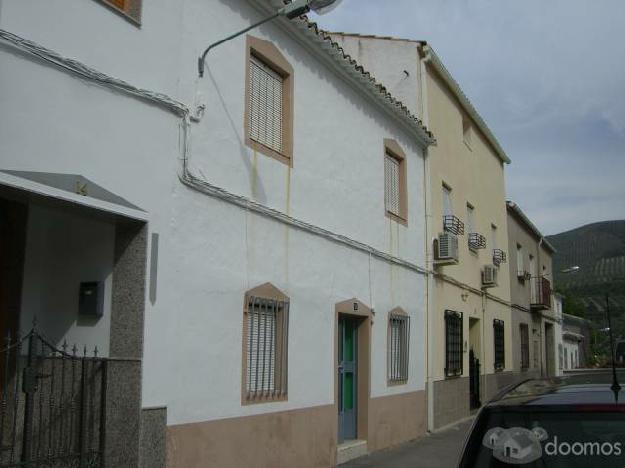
79;281;104;318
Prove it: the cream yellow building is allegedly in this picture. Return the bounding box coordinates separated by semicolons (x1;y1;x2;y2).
330;33;518;429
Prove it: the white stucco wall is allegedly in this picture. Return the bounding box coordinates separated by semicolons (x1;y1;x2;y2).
20;204;115;356
0;0;429;427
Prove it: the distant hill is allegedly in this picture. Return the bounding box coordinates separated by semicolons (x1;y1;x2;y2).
548;220;625;324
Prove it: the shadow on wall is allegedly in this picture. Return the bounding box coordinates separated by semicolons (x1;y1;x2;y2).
19;203;115;354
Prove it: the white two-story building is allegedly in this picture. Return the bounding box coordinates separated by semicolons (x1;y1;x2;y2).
0;1;434;466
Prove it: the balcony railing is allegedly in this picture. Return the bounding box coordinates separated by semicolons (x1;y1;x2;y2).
443;215;465;236
468;233;486;250
530;276;552;310
492;249;507;266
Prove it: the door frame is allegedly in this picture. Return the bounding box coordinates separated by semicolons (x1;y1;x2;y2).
334;298;371;445
338;316;358;442
0;198;28;389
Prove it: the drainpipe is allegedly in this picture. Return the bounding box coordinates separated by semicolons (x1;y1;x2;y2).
420;45;436;433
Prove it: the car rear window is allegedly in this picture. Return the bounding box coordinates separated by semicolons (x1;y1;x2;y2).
461;409;625;467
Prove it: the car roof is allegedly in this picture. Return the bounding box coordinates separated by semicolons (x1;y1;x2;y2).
487;371;625;407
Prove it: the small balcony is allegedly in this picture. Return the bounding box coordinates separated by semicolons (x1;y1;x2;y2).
468;233;486;251
492;249;507;266
443;215;465;236
531;276;552;310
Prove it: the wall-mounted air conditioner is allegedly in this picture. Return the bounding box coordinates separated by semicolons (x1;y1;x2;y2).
434;232;459;264
482;265;498;288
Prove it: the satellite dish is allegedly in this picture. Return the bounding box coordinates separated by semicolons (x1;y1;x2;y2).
308;0;343;15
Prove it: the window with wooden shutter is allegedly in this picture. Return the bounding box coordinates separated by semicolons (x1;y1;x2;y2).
245;36;293;166
388;310;410;384
383;139;407;224
249;56;284;154
385;153;400;216
243;283;289;403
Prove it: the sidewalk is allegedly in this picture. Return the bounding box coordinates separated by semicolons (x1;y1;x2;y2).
341;418;473;468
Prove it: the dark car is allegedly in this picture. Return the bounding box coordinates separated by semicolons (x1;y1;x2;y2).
458;371;625;467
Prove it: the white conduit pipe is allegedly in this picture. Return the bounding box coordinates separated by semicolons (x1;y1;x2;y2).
0;28;430;277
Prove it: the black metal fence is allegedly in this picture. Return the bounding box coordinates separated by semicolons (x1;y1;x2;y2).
0;329;106;468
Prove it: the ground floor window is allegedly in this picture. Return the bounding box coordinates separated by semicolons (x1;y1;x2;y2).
388;310;410;384
520;323;530;370
493;319;505;371
445;310;463;377
243;284;289;403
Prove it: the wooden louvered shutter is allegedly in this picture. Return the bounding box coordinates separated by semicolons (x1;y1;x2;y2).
248;56;284;154
384;153;401;216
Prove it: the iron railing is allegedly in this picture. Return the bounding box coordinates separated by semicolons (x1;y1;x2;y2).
443;215;465;236
0;328;106;468
492;249;507;266
531;276;552;310
468;233;486;250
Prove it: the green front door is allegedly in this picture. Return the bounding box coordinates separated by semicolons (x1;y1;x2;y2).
338;317;358;442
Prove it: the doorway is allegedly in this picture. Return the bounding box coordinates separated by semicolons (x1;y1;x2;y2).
468;318;481;410
338;316;358;442
0;198;27;386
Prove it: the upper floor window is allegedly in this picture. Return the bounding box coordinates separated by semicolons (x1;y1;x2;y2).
383;139;407;225
388;309;410;384
442;184;453;218
490;224;498;250
516;243;524;276
245;36;294;166
242;283;289;403
99;0;142;24
462;115;472;149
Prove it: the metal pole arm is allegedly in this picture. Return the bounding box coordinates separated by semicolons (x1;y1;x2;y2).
198;12;280;77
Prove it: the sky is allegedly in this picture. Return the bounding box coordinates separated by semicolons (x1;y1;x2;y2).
311;0;625;235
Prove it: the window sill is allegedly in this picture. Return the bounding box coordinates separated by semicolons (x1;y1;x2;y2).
385;210;408;227
387;379;408;387
242;393;288;405
444;372;463;380
97;0;142;26
246;137;292;167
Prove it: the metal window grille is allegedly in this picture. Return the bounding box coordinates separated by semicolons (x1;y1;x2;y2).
248;55;284;154
520;324;530;370
493;319;505;371
384;153;401;216
246;296;289;400
444;310;463;377
388;313;410;382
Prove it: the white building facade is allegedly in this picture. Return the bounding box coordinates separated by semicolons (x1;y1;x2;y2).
0;1;434;467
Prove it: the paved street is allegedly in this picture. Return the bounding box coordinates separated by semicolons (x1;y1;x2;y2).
343;418;473;468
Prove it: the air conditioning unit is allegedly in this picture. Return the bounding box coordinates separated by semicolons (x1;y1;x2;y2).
517;270;526;280
434;232;459;264
482;265;498;288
